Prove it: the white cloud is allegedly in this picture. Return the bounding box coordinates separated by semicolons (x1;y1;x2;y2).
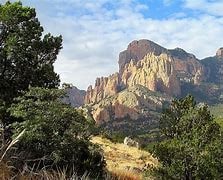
1;0;223;90
183;0;223;16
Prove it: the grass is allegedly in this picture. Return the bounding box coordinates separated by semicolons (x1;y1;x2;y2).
0;162;93;180
91;136;158;180
0;133;157;179
110;169;142;180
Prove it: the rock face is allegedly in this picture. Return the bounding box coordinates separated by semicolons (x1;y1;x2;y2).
121;53;181;96
119;39;167;74
124;137;139;148
85;39;205;104
83;85;172;128
201;48;223;82
70;40;222;127
62;86;86;107
85;73;121;104
169;48;205;84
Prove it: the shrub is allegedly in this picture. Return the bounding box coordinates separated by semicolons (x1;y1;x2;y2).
8;87;106;178
153;95;223;179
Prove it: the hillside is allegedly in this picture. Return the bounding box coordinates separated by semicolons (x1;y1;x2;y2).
91;136;158;179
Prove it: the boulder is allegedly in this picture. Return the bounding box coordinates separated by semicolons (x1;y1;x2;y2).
124;137;140;148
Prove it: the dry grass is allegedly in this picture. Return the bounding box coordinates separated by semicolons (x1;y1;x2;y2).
91;136;158;180
0;162;91;180
0;133;157;179
0;162;12;179
110;169;142;180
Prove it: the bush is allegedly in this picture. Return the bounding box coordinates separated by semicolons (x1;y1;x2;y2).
8;87;106;178
153;95;223;179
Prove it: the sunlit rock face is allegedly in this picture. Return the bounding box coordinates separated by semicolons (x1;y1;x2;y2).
85;72;121;104
85;39;206;105
118;39;167;74
121;53;181;96
70;39;223;126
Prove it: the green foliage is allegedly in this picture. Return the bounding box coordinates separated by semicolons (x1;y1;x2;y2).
209;103;223;129
181;82;223;104
210;104;223;118
159;95;196;138
0;1;62;142
153;95;223;179
100;130;127;143
0;2;106;178
9;87;106;178
0;1;62;103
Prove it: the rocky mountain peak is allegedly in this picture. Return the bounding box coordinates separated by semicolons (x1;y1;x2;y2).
216;47;223;58
84;39;207;105
118;39;167;74
72;39;223;126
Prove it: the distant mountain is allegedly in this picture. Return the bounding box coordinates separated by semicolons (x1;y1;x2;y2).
68;40;223;131
62;85;86;107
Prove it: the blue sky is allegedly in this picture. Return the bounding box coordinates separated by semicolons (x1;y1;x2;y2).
1;0;223;89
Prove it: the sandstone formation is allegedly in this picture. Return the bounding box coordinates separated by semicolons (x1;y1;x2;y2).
69;40;223;127
85;39;205;104
201;48;223;84
83;85;172;124
119;39;167;74
169;48;205;84
121;53;181;96
85;73;121;104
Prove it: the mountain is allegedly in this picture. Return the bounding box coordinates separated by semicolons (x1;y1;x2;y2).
68;40;223;131
62;85;86;107
182;47;223;103
83;85;171;133
85;39;205;104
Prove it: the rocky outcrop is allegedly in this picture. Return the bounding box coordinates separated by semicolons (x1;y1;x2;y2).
85;73;121;104
170;48;205;84
80;40;223;125
62;86;86;107
124;137;140;148
200;48;223;86
118;41;205;85
121;53;181;96
84;85;172;124
85;40;206;105
119;39;167;74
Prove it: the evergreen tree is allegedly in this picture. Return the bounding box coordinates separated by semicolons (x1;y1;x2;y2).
153;95;223;179
0;1;62;138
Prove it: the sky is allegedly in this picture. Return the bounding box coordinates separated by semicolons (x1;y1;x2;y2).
1;0;223;90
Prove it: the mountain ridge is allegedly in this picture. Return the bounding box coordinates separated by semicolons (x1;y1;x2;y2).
66;39;223;128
